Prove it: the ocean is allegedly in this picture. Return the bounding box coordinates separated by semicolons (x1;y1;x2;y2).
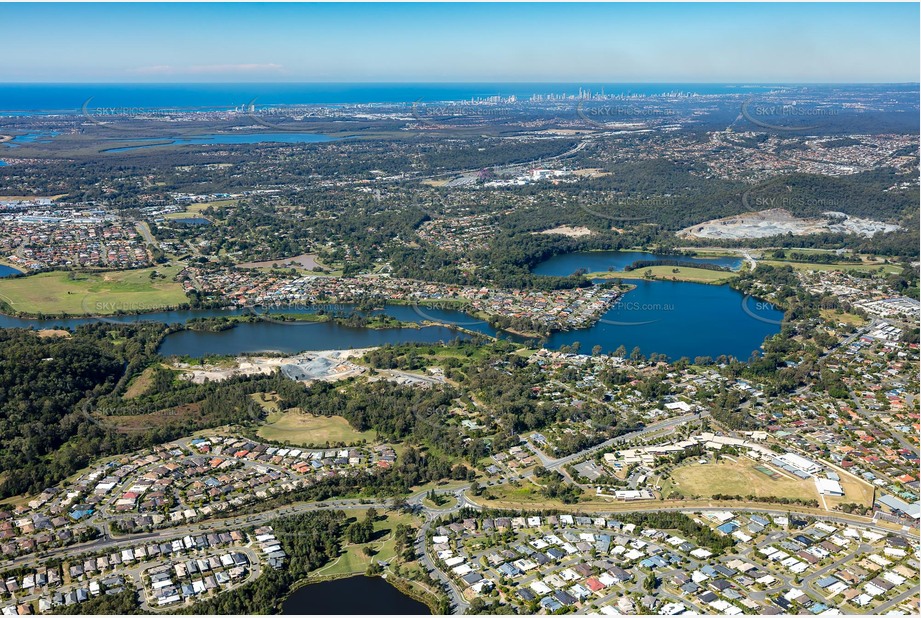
0;82;799;114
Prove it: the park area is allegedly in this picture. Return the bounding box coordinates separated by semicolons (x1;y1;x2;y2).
0;265;186;315
309;509;416;578
592;265;738;284
256;408;376;447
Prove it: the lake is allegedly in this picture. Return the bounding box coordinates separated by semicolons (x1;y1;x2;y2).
172;217;211;226
544;279;782;361
532;250;743;276
0;281;780;361
0;304;495;357
155;304;498;357
158;321;472;357
281;576;429;615
0;265;22;277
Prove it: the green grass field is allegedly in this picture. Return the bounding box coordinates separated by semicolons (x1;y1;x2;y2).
820;309;868;326
665;458;817;501
257;410;377;446
590;265;738;284
0;265;187;315
761;260;903;274
163;200;236;220
310;510;417;578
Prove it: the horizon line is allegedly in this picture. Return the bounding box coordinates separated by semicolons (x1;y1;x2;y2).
1;81;919;86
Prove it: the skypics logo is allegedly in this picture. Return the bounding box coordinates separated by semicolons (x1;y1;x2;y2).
741;295;842;327
740;179;843;212
740;295;785;326
81;97;186;132
410;98;507;130
595;297;670;327
576;194;672;224
576;101;677;130
740;97;838;132
79;295;175;324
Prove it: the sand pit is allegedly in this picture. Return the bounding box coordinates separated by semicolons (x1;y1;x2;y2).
679;208;899;240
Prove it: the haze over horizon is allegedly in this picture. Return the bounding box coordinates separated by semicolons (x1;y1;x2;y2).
1;2;918;84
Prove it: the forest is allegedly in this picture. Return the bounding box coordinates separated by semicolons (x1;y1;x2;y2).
182;510;346;614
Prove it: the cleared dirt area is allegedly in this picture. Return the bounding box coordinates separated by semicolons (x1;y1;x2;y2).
538;225;594;237
679;208;900;240
123;366;158;399
176;349;369;384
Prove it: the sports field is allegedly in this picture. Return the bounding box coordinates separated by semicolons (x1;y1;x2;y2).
666;458;818;502
0;265;186;315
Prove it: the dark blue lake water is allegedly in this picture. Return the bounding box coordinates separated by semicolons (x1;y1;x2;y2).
0;265;22;277
282;576;429;615
0;304;494;358
532;250;742;276
0;279;780;361
544;279;782;361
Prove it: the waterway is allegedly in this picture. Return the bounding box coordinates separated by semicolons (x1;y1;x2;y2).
0;257;781;360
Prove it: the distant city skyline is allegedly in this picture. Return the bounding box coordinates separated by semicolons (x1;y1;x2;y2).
1;2;918;83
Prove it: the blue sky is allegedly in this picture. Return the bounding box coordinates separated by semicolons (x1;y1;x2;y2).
2;2;918;83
